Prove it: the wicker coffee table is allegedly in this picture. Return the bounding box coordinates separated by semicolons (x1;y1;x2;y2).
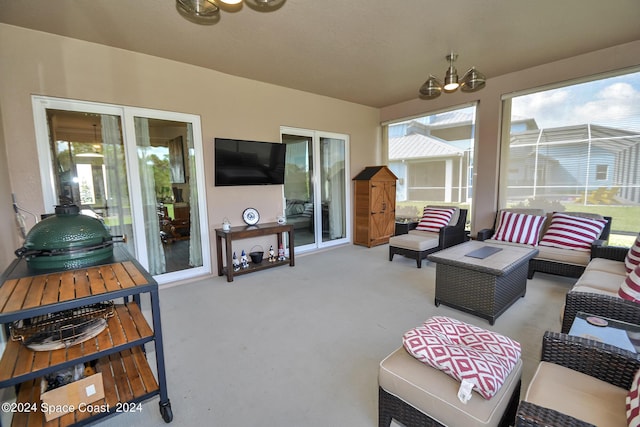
428;241;538;324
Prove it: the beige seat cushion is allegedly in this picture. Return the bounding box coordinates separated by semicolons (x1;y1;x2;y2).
586;257;628;276
524;361;627;427
575;269;626;293
379;347;522;427
389;233;439;251
535;244;592;266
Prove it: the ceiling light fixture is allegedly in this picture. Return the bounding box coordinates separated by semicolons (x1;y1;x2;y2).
419;52;486;100
176;0;286;23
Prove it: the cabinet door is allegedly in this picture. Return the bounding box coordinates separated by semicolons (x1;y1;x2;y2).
370;181;395;243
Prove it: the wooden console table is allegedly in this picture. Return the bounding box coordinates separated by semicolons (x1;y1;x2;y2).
215;222;295;282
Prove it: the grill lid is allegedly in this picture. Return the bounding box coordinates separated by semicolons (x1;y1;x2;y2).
14;204;123;268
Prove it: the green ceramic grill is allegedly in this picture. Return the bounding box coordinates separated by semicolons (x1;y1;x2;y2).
15;204;122;271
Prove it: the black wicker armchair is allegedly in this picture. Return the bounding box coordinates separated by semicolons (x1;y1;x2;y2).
389;208;468;268
516;331;640;427
561;241;635;333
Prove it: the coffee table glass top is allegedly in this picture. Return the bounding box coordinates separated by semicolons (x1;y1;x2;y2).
568;312;640;353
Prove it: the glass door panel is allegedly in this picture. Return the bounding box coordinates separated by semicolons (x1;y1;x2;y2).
45;109;135;256
320;137;347;242
133;117;204;276
282;128;350;252
283;133;315;248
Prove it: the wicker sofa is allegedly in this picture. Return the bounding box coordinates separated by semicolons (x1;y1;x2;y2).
561;243;636;332
477;209;612;279
516;331;640;426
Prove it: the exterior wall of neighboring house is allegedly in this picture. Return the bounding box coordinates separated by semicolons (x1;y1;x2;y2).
507;124;640;203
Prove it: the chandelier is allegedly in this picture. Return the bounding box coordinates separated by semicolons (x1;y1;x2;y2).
176;0;285;21
419;53;486;100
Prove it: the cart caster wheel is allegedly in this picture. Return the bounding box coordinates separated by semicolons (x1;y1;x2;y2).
159;401;173;423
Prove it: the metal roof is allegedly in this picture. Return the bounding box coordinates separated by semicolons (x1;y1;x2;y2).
389;133;464;161
510;124;640;153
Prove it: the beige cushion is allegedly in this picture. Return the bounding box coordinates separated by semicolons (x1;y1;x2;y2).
586;258;628;276
535;244;592;266
524;361;627;427
575;269;628;293
379;347;522;427
390;233;439;251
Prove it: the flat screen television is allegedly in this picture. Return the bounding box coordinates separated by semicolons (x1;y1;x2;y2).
215;138;287;186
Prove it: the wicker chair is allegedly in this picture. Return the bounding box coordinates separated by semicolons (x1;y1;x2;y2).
516;331;640;427
561;242;635;333
389;208;468;268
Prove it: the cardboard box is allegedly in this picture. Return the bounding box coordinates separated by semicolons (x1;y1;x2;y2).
40;373;105;421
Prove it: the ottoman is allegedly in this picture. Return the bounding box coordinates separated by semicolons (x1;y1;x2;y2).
388;233;440;268
379;348;522;427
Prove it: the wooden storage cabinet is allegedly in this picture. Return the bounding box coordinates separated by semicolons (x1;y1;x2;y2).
0;251;172;426
353;166;398;247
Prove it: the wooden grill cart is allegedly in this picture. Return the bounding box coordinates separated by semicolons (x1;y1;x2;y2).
0;248;173;426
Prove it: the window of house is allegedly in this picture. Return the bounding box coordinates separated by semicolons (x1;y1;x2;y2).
385;104;477;228
501;70;640;245
596;164;608;180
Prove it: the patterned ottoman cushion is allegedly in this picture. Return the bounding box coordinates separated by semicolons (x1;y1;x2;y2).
403;316;521;399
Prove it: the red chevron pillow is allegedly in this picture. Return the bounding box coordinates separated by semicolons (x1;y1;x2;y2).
539;212;607;252
415;207;455;232
627;368;640;425
403;316;521;400
625;233;640;274
491;211;546;246
619;264;640;303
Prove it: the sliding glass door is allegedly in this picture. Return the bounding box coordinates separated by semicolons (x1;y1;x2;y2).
32;96;210;284
281;127;350;252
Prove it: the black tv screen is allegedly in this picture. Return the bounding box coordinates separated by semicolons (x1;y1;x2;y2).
215;138;286;186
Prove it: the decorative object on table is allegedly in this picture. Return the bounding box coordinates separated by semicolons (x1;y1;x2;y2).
268;245;276;262
222;217;231;231
278;243;286;261
232;251;240;271
249;245;264;264
242;207;260;225
277;215;286;224
240;250;249;268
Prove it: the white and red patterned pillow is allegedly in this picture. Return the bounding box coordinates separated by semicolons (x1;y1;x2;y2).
539;212;607;252
627;368;640;426
415;207;455;233
619;264;640;303
402;316;521;400
625;233;640;274
491;211;546;246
